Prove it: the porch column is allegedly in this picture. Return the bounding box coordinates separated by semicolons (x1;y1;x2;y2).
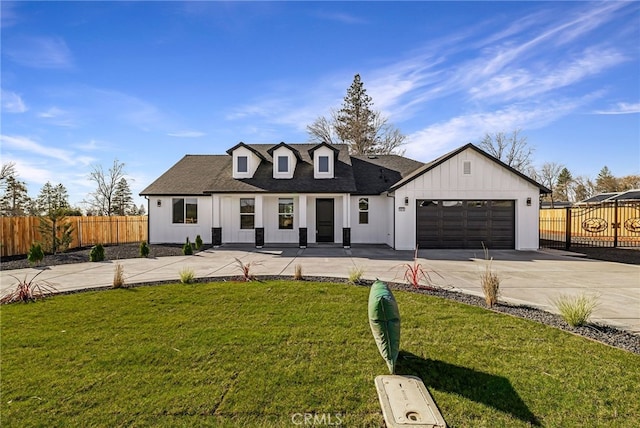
212;195;222;247
298;195;307;248
342;193;351;248
255;195;264;248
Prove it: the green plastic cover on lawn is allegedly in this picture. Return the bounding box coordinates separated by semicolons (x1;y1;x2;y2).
368;280;401;374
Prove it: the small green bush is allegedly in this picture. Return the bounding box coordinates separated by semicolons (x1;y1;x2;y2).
179;267;195;284
195;235;203;250
139;241;150;258
27;243;45;265
89;244;105;262
182;237;193;255
553;293;598;327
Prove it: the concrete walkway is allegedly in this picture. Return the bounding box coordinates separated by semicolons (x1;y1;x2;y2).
1;246;638;334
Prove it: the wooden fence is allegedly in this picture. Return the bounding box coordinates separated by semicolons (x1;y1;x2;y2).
1;216;148;257
539;201;640;248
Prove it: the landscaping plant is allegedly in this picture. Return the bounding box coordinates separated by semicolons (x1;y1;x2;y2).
293;264;303;280
139;240;150;258
38;209;74;254
553;293;598;327
234;257;258;281
182;237;193;255
89;244;105;262
112;263;125;288
179;267;195;284
195;235;203;250
27;243;45;266
480;244;500;307
0;270;57;304
348;266;365;284
398;247;441;290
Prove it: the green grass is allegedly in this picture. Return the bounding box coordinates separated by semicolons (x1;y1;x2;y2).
1;281;638;427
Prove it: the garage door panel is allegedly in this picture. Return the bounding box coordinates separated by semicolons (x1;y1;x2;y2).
416;199;514;249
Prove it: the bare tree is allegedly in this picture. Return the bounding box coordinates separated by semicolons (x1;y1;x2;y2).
537;162;564;207
573;175;596;202
85;159;126;216
479;129;534;173
1;162;17;181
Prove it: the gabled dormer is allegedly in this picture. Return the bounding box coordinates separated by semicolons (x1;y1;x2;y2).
227;142;265;179
308;142;339;179
267;142;302;179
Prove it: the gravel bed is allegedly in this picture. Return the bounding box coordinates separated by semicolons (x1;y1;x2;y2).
2;243;638;354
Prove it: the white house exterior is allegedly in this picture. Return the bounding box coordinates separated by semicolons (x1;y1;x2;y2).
141;142;549;250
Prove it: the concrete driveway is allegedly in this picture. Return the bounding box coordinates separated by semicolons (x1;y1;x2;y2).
1;246;638;334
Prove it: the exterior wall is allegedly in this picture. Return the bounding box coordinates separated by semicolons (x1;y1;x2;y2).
147;196;213;244
350;195;392;244
392;148;541;250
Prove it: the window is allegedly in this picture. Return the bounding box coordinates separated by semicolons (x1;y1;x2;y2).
172;198;198;224
319;156;329;173
240;198;255;229
278;198;294;229
237;156;248;173
277;156;288;173
358;197;369;224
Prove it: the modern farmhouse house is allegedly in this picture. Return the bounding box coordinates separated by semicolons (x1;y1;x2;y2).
140;142;550;250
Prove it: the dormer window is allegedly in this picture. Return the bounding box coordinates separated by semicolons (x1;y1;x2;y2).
319;156;329;173
238;156;248;173
277;156;289;173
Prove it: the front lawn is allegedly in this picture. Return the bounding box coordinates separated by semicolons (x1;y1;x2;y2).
1;281;638;427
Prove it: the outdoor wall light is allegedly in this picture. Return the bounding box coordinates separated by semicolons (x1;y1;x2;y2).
404;197;409;206
526;197;532;206
157;199;162;207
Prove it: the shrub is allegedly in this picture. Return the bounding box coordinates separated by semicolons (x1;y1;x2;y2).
139;241;150;258
397;247;441;290
1;271;57;304
480;245;500;308
348;266;364;284
113;263;125;288
553;293;598;327
293;264;303;280
182;237;193;255
27;243;45;266
179;267;195;284
89;244;105;262
195;235;203;250
38;209;74;254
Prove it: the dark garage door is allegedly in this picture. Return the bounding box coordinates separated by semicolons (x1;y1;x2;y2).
416;200;515;249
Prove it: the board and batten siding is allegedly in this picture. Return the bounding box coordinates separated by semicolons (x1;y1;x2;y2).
349;195;392;244
148;196;213;244
392;147;541;251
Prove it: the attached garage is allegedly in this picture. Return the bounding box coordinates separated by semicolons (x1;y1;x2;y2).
416;200;515;249
388;144;550;251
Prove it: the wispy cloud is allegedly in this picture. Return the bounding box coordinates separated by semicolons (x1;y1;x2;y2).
168;130;206;138
37;106;77;127
313;11;367;25
593;102;640;115
0;134;94;166
5;36;74;69
1;89;27;113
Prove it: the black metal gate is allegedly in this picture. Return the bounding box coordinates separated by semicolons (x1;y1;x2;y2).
539;200;640;249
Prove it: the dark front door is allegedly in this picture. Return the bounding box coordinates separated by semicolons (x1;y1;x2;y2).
316;199;334;243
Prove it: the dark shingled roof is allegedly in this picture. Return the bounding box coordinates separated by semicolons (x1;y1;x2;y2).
580;192;620;203
141;143;427;196
609;190;640;201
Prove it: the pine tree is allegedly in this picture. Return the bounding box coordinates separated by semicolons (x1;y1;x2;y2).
555;167;573;202
0;168;31;216
307;74;405;155
595;166;618;193
112;178;134;215
34;182;69;215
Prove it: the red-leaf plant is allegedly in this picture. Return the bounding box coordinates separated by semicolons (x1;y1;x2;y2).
1;269;57;304
398;247;443;290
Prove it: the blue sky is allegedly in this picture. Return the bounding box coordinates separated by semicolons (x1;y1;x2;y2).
1;1;639;208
